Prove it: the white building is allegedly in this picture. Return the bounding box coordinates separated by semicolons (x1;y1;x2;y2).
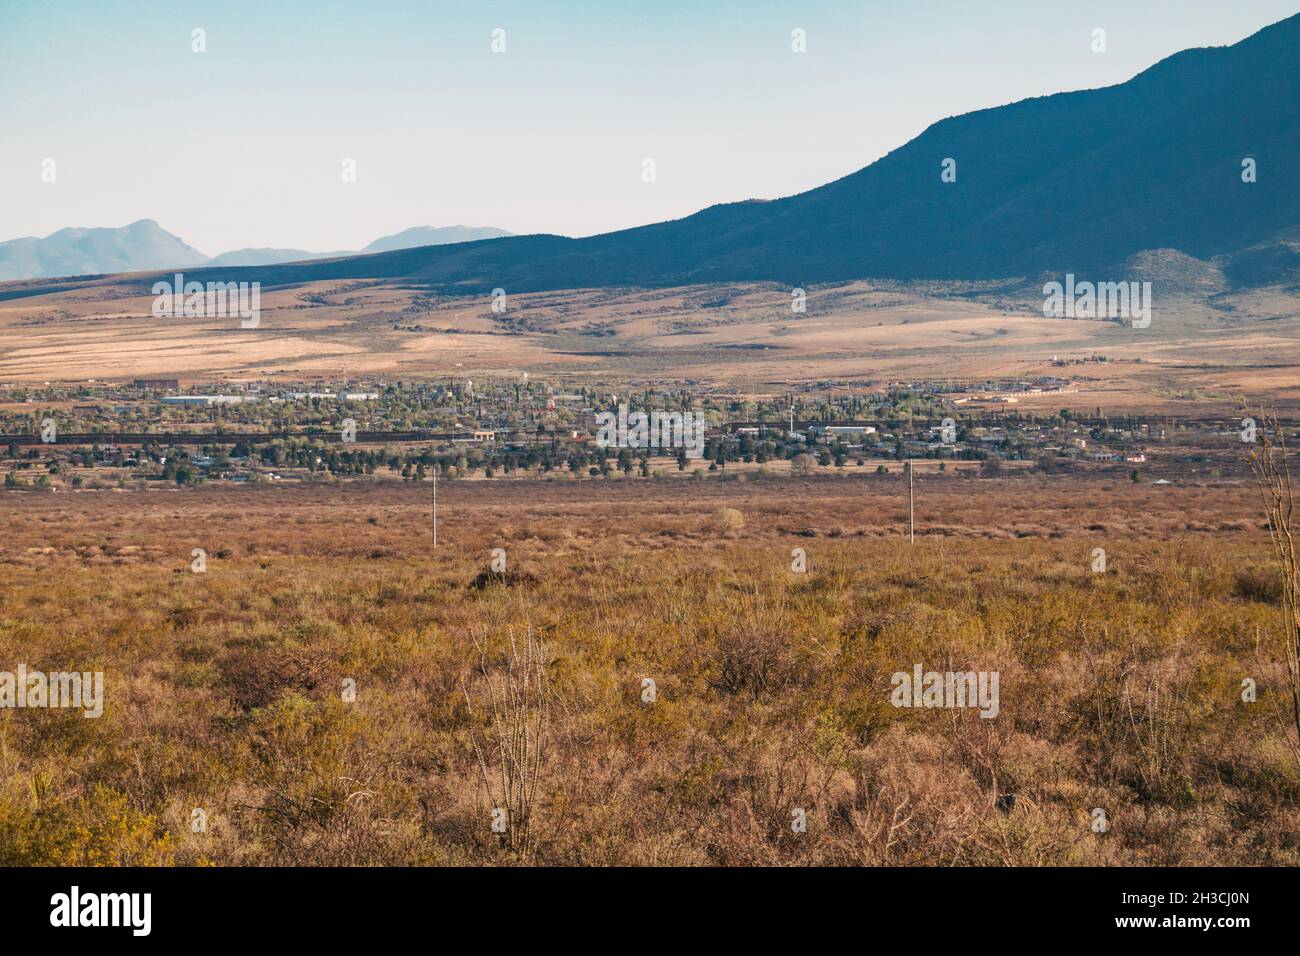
161;395;249;406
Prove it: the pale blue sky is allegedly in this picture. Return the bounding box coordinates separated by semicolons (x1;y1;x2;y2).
2;0;1296;255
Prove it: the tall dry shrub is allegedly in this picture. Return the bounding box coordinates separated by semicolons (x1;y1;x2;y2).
1248;413;1300;763
462;626;551;861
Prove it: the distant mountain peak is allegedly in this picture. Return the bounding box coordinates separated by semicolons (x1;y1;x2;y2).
0;222;516;281
0;220;208;282
361;225;513;254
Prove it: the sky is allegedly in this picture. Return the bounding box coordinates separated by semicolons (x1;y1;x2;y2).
2;0;1297;255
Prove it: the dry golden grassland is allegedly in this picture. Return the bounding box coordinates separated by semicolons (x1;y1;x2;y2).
1;475;1297;865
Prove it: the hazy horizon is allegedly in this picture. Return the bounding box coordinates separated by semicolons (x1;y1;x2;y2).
3;0;1297;256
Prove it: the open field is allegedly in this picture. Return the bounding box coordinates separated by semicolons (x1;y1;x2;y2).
2;475;1297;865
0;472;1269;559
2;263;1297;868
3;276;1300;414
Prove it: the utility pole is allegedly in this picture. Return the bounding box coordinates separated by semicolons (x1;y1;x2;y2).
432;463;438;549
908;457;915;544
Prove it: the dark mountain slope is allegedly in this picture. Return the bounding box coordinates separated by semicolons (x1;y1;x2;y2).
372;11;1298;292
4;13;1297;299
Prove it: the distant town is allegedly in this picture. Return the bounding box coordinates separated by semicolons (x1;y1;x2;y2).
0;374;1265;489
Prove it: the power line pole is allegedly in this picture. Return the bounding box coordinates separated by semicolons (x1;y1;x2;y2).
908;457;915;544
432;463;438;549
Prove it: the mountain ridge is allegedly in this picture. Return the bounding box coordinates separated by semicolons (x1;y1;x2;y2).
0;221;516;281
3;12;1298;296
